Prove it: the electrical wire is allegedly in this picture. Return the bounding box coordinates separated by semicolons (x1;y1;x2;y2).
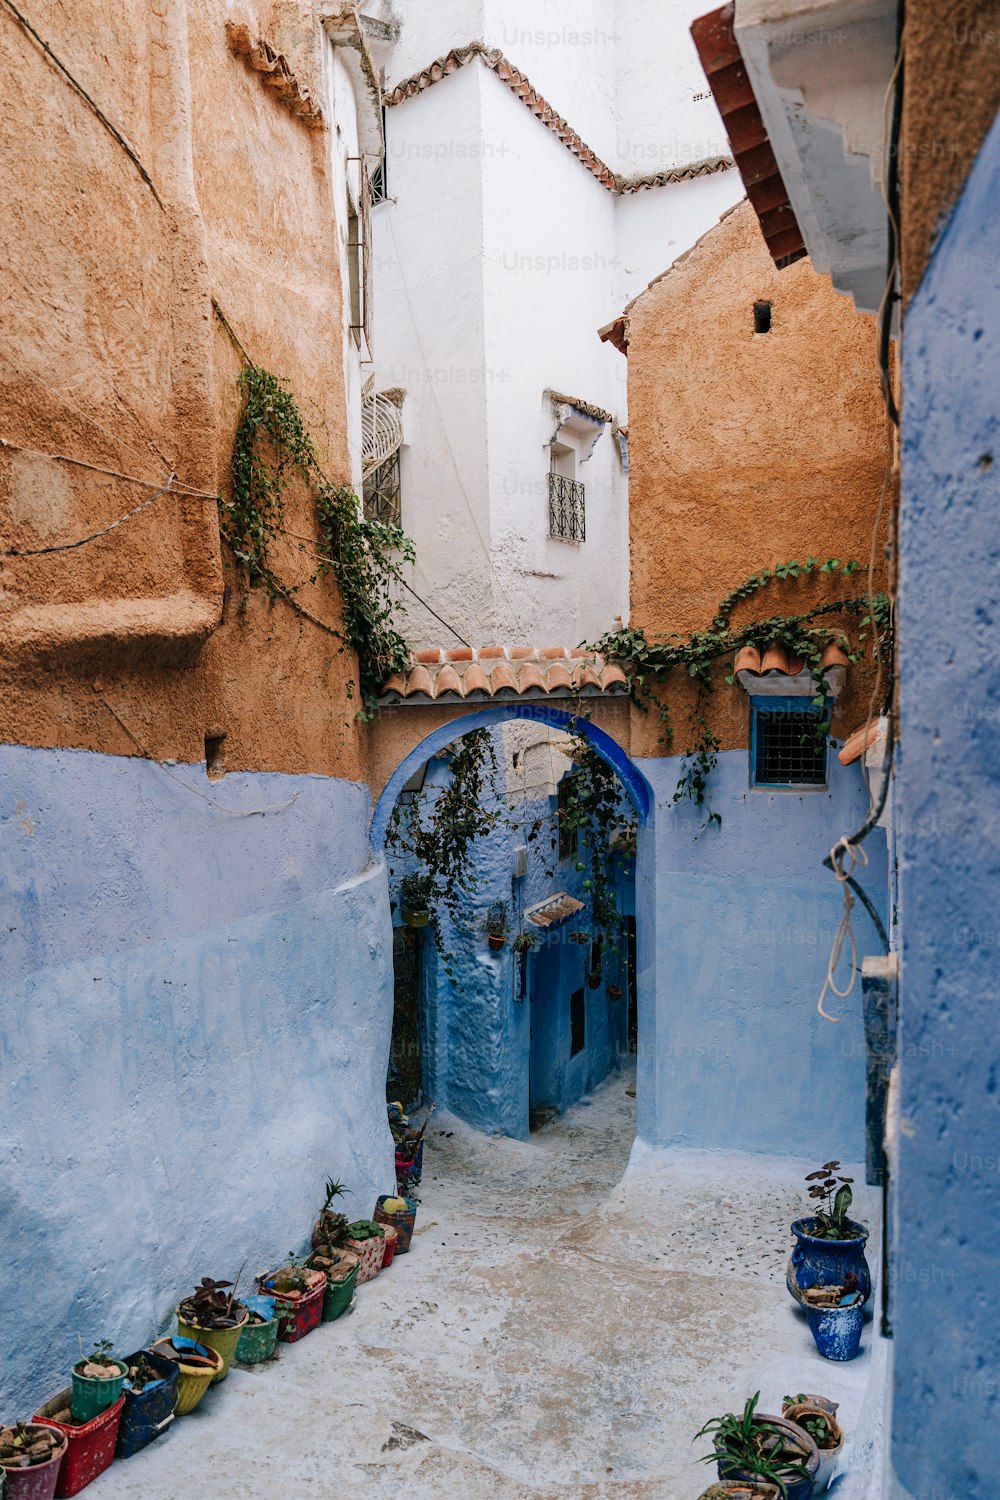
1;0;164;209
0;473;177;556
0;436;216;498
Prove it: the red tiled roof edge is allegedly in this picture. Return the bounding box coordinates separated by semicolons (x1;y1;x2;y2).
690;5;807;269
379;645;630;704
384;43;734;195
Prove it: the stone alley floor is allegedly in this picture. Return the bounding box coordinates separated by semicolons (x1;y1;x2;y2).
90;1066;881;1499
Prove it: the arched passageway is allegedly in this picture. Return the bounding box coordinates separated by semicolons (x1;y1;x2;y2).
371;706;654;1143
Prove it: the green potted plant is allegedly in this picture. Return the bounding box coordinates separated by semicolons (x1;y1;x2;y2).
512;930;538;955
311;1178;351;1255
782;1397;844;1493
345;1219;387;1283
695;1392;819;1500
70;1340;127;1423
176;1276;249;1382
0;1423;67;1499
787;1161;871;1309
485;900;509;951
399;871;434;928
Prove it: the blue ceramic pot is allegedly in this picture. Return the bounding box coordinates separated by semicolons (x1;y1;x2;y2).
787;1218;871;1308
806;1301;864;1361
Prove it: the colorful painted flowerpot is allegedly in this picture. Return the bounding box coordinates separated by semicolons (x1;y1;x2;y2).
149;1338;222;1416
783;1405;844;1493
321;1262;359;1322
175;1306;248;1382
374;1194;418;1252
69;1360;126;1425
787;1218;871;1308
380;1224;400;1268
235;1296;278;1364
805;1300;865;1362
346;1232;385;1284
115;1348;179;1459
394;1138;424;1188
257;1269;326;1343
33;1390;124;1498
0;1426;67;1500
716;1414;819;1500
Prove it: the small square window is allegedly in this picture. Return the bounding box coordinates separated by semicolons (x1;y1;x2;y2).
752;701;827;788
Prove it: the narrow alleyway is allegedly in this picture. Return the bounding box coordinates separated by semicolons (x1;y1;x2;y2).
89;1068;878;1499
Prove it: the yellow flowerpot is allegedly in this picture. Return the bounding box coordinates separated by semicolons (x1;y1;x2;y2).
175;1307;249;1382
151;1337;223;1414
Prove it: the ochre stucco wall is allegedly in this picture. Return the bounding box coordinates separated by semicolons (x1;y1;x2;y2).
623;200;889;757
900;0;1000;303
0;0;366;782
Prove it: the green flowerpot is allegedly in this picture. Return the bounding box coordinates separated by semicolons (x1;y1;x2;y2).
235;1297;278;1364
322;1262;359;1322
71;1358;127;1423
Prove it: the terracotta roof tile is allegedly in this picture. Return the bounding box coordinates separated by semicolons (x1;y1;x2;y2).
377;646;633;705
838;719;883;766
385;43;732;195
734;636;851;696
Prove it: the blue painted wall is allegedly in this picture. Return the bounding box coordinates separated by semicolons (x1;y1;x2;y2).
0;745;394;1413
890;112;1000;1500
386;741;632;1138
635;748;887;1161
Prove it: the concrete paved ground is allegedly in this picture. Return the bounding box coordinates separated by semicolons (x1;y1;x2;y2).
91;1065;882;1498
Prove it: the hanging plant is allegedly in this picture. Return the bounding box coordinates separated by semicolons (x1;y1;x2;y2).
220;365;414;720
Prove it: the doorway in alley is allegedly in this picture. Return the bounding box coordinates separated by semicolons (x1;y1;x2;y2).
386;925;422;1110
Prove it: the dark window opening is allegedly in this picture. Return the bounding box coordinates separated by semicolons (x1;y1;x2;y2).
205;733;226;781
363;449;401;526
517;946;529;1001
570;986;586;1057
557;775;578;861
752;703;827;787
754;300;772;334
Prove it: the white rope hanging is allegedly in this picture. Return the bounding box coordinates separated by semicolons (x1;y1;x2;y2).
817;836;869;1023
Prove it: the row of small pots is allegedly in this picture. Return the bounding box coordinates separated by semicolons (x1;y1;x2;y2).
696;1393;845;1499
0;1195;418;1500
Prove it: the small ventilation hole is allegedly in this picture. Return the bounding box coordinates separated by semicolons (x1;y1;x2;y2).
205;733;226;781
754;301;772;334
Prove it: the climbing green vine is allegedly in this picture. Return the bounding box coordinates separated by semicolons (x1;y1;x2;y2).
220;365;414;719
591;557;893;828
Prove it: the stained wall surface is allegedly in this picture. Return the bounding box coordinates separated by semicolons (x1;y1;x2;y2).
891;109;1000;1500
0;0;393;1410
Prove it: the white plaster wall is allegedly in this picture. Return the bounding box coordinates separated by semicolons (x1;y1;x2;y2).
615;169;745;303
480;69;628;643
370;65;493;647
383;0;484;84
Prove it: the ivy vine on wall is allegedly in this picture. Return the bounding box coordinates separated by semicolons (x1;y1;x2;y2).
220;365;413;719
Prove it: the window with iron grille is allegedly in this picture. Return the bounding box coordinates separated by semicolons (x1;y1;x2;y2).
548;472;585;541
752;699;828;788
346;160;371;347
362;449;401;527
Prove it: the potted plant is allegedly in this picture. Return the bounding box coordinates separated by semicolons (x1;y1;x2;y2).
115;1349;179;1460
176;1276;249;1382
70;1341;127;1425
697;1485;780;1500
695;1392;819;1500
311;1178;352;1255
148;1337;222;1416
787;1161;870;1310
399;872;434;928
33;1364;128;1498
306;1248;360;1323
345;1219;387;1284
256;1260;326;1343
374;1193;418;1253
782;1398;844;1493
485;901;509;951
0;1424;67;1500
800;1277;865;1361
234;1295;279;1364
607;983;623;1000
512;930;538;955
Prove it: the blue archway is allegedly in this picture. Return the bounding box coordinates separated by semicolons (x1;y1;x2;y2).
370;703;652;848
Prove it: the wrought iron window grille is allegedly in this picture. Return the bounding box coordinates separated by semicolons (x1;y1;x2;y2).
548;471;585;541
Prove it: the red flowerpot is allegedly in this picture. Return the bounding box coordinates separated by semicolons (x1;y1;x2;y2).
0;1427;67;1500
488;934;506;951
257;1268;326;1343
33;1390;124;1497
379;1224;399;1268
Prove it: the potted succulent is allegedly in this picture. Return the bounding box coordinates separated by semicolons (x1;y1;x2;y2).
787;1161;871;1310
512;930;538;955
115;1349;179;1460
400;872;434;928
148;1337;222;1416
782;1398;844;1493
374;1193;418;1253
176;1276;249;1382
256;1260;326;1343
345;1219;387;1284
695;1392;819;1500
68;1341;127;1426
0;1424;67;1500
311;1178;351;1256
485;901;509;951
